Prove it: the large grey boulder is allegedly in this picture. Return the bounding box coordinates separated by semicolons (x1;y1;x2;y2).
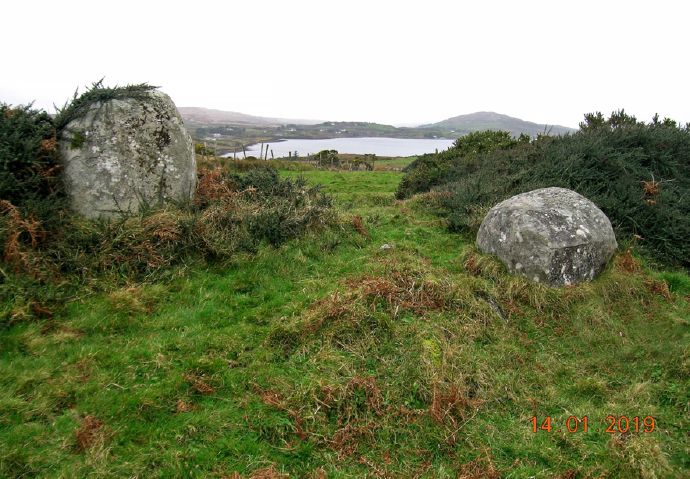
59;90;196;218
476;187;617;286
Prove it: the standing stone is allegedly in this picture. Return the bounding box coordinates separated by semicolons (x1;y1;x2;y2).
476;187;617;286
59;90;196;218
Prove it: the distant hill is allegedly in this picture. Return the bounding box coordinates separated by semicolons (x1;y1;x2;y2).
178;107;320;127
422;111;576;136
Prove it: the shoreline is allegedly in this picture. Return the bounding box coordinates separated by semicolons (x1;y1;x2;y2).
220;136;454;159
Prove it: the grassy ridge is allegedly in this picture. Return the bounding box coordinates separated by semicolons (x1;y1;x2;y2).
1;169;688;478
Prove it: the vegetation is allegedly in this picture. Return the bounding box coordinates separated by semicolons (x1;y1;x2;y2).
0;95;336;326
1;97;688;477
195;142;216;156
1;167;687;478
185;110;576;157
398;111;690;269
0;165;334;323
0;103;63;224
311;150;375;171
53;80;159;131
396;130;528;198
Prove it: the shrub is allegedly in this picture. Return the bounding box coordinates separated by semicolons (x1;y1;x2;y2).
0;160;335;323
396;130;523;199
195;167;333;254
0;87;337;323
314;149;340;168
194;143;215;156
0;103;64;220
398;112;690;268
5;165;332;274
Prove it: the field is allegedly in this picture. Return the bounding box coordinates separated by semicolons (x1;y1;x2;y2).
1;168;688;478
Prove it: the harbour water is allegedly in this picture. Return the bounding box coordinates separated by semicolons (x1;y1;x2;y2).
223;137;455;158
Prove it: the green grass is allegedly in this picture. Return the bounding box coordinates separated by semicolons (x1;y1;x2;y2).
373;156;416;171
1;169;688;478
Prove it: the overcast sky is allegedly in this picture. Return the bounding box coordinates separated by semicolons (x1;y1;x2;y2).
2;0;688;128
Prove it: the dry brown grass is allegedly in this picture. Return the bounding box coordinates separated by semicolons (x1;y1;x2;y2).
39;129;57;153
184;373;216;395
223;465;289;479
302;291;358;334
175;399;194;413
253;376;392;459
0;199;46;276
357;454;394;478
30;302;53;319
644;278;672;300
455;454;500;479
345;375;384;416
351;215;369;237
142;210;182;243
460;250;503;281
429;383;481;427
248;467;289;479
616;248;642;274
330;421;377;459
195;167;240;207
352;269;452;315
642;178;660;197
74;415;105;452
608;433;672;478
254;384;307;441
295;267;459;348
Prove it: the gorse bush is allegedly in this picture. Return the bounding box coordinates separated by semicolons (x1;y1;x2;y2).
0;162;335;322
5;166;333;281
1;84;337;321
396;130;528;199
0;103;64;221
397;112;690;268
194;167;333;255
1;81;162;248
0;103;67;295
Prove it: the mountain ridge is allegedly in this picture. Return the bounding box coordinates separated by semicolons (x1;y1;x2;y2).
177;107;321;126
422;111;575;136
178;107;577;137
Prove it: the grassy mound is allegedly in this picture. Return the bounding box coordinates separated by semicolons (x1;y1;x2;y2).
1;164;335;323
1;89;337;324
397;112;690;268
1;169;686;477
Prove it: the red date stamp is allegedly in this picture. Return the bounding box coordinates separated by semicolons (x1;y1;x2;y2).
530;416;656;433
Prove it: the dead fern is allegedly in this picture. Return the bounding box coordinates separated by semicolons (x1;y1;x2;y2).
0;200;45;276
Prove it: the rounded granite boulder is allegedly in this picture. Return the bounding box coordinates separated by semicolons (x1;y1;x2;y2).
58;90;196;219
476;187;617;286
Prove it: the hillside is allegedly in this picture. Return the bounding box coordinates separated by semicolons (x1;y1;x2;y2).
178;107;320;127
422;111;576;136
181;108;576;142
1;98;688;476
1;162;687;477
182;109;577;155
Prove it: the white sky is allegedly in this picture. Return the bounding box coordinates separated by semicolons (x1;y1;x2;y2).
2;0;688;128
